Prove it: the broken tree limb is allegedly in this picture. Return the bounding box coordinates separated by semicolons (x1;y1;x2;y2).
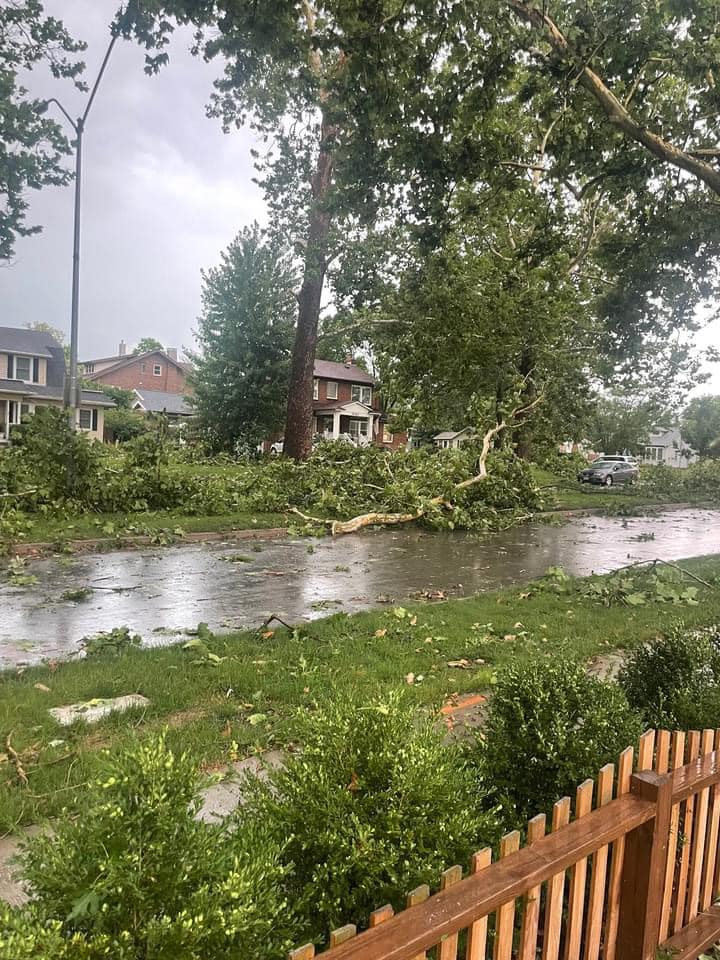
5;732;28;787
290;396;543;536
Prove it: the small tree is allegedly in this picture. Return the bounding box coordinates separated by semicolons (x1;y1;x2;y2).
190;225;297;452
682;395;720;459
133;337;164;354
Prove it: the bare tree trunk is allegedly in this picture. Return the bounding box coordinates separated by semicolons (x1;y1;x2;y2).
283;113;336;461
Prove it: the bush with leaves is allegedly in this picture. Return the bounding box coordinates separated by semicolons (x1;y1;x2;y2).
241;694;497;942
7;407;101;503
481;657;642;826
15;733;292;960
618;626;720;729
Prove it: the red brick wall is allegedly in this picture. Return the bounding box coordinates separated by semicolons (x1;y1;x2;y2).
88;353;188;394
315;377;380;410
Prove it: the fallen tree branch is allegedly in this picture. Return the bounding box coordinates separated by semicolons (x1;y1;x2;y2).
290;395;543;536
5;732;29;787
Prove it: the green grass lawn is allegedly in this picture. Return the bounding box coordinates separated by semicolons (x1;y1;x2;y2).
17;509;289;546
1;553;719;833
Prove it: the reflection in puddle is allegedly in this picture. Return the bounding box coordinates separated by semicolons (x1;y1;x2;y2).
1;508;719;668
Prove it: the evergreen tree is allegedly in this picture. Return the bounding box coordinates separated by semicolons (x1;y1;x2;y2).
189;225;297;451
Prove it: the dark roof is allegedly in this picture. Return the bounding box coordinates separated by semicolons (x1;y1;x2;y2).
0;326;62;358
83;350;188;377
0;380;114;406
313;359;375;385
134;389;193;415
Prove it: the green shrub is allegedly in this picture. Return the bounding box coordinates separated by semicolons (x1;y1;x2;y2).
481;657;642;825
241;694;497;942
618;626;720;729
17;733;292;960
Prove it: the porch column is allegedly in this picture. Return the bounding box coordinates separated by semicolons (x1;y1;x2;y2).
332;411;341;439
367;413;374;445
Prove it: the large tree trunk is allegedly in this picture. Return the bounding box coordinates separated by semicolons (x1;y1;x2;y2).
283;111;336;461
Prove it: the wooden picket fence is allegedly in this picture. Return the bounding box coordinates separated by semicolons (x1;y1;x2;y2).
289;728;720;960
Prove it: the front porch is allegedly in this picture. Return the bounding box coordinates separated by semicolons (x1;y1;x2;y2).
0;394;32;444
313;401;378;446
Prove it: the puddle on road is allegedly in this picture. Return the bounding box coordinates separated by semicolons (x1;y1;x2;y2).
1;508;719;669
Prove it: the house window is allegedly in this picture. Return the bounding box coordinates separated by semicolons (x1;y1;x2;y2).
351;384;372;405
382;426;393;444
78;409;92;430
84;363;95;374
13;356;32;381
313;379;319;400
348;419;369;438
326;381;338;400
153;363;162;376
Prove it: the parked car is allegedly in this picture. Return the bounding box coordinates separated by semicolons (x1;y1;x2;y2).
599;455;639;465
577;460;639;486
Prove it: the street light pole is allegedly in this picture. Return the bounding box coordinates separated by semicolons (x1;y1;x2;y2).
47;32;118;427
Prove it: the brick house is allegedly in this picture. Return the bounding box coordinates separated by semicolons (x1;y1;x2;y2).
311;358;407;450
0;326;113;443
81;340;190;395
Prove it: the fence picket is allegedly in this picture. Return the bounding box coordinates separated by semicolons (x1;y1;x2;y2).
655;730;671;774
660;731;686;942
289;946;315;960
686;728;715;921
406;885;430;960
468;848;493;960
584;764;614;960
438;867;463;960
603;746;634;960
329;926;357;949
701;730;720;910
519;816;546;960
542;796;571;960
637;729;656;772
564;780;594;960
369;906;394;928
493;832;520;960
673;730;702;933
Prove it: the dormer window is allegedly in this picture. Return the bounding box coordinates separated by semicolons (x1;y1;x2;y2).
10;355;38;383
351;384;372;405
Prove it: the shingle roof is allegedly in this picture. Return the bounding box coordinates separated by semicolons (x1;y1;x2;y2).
313;359;375;385
0;326;62;358
0;380;115;406
434;428;474;440
83;350;188;377
134;389;193;415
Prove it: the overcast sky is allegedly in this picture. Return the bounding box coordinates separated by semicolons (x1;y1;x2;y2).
1;0;264;361
1;1;718;389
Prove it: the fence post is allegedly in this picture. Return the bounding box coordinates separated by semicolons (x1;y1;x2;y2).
616;770;674;960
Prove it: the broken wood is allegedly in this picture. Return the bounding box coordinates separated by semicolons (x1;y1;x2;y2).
290;397;542;536
5;732;28;787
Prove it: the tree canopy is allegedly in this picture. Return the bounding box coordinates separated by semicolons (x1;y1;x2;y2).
0;1;85;260
189;224;298;452
134;337;164;354
682;396;720;459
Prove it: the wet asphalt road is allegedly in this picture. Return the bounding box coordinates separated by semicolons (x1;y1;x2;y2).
1;508;718;669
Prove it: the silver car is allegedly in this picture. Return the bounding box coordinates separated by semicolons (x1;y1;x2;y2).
577;460;639;486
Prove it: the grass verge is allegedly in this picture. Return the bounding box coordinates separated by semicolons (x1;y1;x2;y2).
1;554;719;833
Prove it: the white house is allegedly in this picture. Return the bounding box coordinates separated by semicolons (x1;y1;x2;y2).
640;428;697;469
433;428;477;450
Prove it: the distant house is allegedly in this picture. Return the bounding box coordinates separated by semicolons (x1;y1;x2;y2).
433;428;476;450
133;389;193;420
640;428;697;469
0;326;113;443
82;340;191;396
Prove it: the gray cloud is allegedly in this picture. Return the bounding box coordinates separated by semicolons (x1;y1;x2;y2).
1;0;264;360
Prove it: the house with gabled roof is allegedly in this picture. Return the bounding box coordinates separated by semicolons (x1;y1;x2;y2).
0;326;113;443
81;340;191;396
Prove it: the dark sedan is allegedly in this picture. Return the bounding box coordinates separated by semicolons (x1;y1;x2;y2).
577;460;639;486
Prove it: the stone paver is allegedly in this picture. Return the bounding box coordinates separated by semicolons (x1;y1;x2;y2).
49;695;151;726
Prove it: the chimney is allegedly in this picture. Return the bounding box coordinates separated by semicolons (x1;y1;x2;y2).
345;352;354;366
118;339;127;357
167;347;178;361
